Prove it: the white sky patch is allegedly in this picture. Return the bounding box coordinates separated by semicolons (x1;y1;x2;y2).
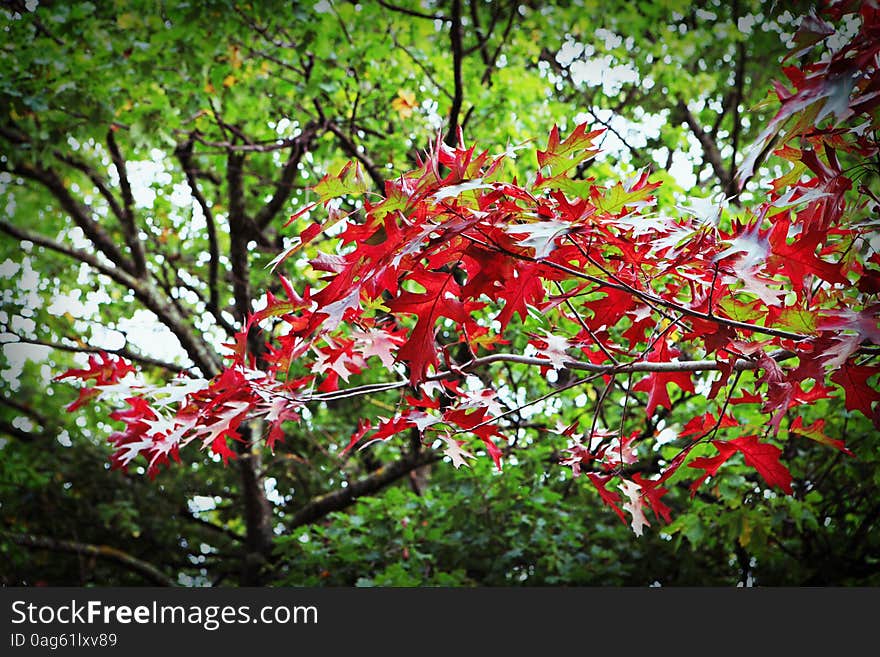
1;340;51;391
117;309;189;365
187;495;218;513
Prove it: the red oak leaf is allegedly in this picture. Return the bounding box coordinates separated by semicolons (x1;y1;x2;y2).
632;339;696;417
830;361;880;421
586;473;627;525
729;435;793;494
789;416;853;455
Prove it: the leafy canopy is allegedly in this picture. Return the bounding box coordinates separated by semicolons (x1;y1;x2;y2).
58;3;880;537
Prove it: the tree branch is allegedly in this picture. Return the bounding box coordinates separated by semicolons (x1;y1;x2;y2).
0;220;222;376
7;336;192;375
180;508;245;543
254;121;321;229
227;152;254;329
326;121;385;192
480;1;517;86
726;39;747;200
4;532;176;586
445;0;464;147
376;0;448;21
287;450;441;529
176;139;222;327
303;349;799;406
0;419;45;442
53;151;126;222
106;129;148;276
0;219;138;290
7;162;136;275
677;100;731;190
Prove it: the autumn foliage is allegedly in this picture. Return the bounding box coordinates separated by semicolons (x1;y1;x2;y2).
59;4;880;536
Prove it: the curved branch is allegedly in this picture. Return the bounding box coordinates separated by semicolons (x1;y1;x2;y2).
254;121;321;229
0;220;221;376
4;532;176;586
106;129;147;276
8;336;192;375
287;450;441;529
304;349;798;405
0;219;138;289
376;0;448;21
7;162;135;275
54;151;126;222
176;139;222;325
677;100;731;189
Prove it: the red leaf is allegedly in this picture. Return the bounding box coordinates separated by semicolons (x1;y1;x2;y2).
631;473;672;523
341;419;373;454
790;416;853;456
729;435;793;494
688;442;738;494
830;361;880;421
586;473;627;526
632;339;696;417
388;270;474;383
689;435;792;494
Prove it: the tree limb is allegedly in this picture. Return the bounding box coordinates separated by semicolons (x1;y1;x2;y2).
0;419;45;442
303;349;800;405
106;128;148;276
480;1;517;86
53;151;126;222
287;450;441;529
176;139;222;327
180;508;245;543
4;532;176;586
376;0;448;21
445;0;464;147
677;100;731;190
254;121;321;229
0;220;221;376
726;39;747;200
326;121;385;192
6;336;192;375
0;219;138;290
7;162;136;275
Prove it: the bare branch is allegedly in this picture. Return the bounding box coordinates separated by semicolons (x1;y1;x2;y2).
182;132;309;153
0;419;45;442
106;128;148;276
726;40;747;200
4;532;176;586
254;121;321;229
0;220;221;376
7;162;136;275
376;0;448;21
302;349;802;407
227;152;252;326
393;37;455;101
445;0;464;147
287;450;441;529
0;219;138;289
326;121;385;192
180;508;245;543
480;1;517;86
677;100;731;189
175;139;222;327
53;152;126;222
7;336;192;375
